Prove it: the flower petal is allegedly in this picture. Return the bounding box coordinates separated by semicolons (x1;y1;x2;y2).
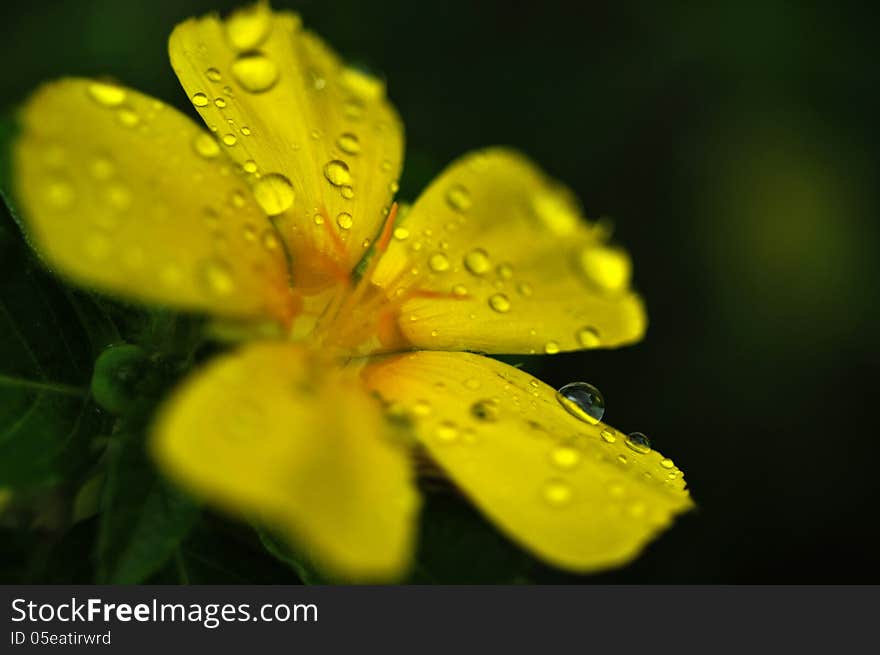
13;78;294;321
369;149;646;354
168;3;404;290
152;342;419;581
363;351;692;572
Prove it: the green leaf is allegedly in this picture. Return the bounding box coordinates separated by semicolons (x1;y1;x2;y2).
96;430;199;584
0;207;119;489
257;528;328;584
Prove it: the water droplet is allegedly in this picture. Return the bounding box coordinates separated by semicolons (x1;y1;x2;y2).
393;227;410;240
193;133;220;158
551;446;581;470
497;262;514;279
434;421;459;443
253;173;294;216
206;67;222;82
576;326;601;348
222;133;237;146
336;212;353;230
116;107;140;127
225;2;271;51
343;98;365;120
428;252;450;273
242;159;258;174
243;224;258;242
464;248;491;275
625;432;651;454
88;82;126;107
544;341;560;354
531;188;580;235
200;259;235;296
231;53;279;93
313;213;325;225
446;184;472;212
517;281;534;297
240;126;252;136
542;479;573;506
578;246;631;294
488;293;511;313
191;92;209;107
452;284;468;297
600;428;617;443
323;159;352;187
340;185;354;200
337;132;361;154
556;382;605;424
660;458;675;469
341;67;384;100
46;178;75;209
261;230;280;251
617;454;628;464
470;399;500;422
214;97;227;108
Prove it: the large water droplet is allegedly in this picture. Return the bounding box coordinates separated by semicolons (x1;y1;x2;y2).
206;67;222;82
488;293;511;313
544;341;560;354
625;432;651;454
225;2;272;51
337;132;361;154
323;159;352;187
464;248;491;275
191;92;210;107
253;173;294;216
428;252;450;273
446;184;472;212
555;382;605;425
231;53;279;93
336;212;353;230
88;82;126;107
576;326;601;348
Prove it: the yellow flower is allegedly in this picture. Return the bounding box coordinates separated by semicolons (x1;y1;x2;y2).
11;1;692;581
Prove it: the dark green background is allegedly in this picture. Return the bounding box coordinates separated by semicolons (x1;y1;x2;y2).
1;0;878;583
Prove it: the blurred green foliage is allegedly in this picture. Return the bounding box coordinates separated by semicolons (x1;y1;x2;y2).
1;0;878;583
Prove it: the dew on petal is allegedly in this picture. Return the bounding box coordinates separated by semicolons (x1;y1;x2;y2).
576;326;601;348
336;212;353;230
542;479;573;507
191;92;210;107
323;159;352;187
231;53;279;93
252;173;294;216
555;382;605;425
225;2;272;51
428;252;451;273
87;81;126;107
337;132;361;154
544;341;560;354
446;184;472;212
200;259;235;296
551;446;581;470
464;248;491;275
625;432;651;454
193;133;220;158
488;293;511;313
434;421;459;443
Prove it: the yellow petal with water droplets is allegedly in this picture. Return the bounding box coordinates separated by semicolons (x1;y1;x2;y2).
369;149;646;354
168;3;403;292
13;78;295;322
363;351;692;572
153;342;419;582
